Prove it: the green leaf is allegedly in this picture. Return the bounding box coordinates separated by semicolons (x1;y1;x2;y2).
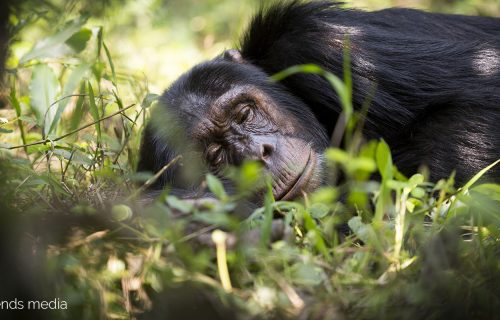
65;28;92;53
29;64;59;137
461;159;500;191
348;157;377;173
19;116;37;125
166;196;194;213
271;64;351;120
410;187;425;198
103;42;117;86
260;181;274;247
471;183;500;201
38;173;71;196
10;89;22;116
48;64;90;136
87;81;101;138
53;148;92;165
374;140;394;220
324;72;352;118
325;148;349;164
290;263;324;286
20;16;89;63
92;61;106;80
69;83;86;132
228;160;264;194
271;64;323;81
376;140;393;179
194;211;234;227
408;173;424;186
141;93;159;109
347;216;364;234
359;140;377;158
387;180;407;190
95;27;103;58
348;216;383;252
310;187;337;204
206;174;227;200
310;203;330;219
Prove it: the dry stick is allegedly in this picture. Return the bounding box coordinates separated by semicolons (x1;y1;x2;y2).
127;155;182;200
178;224;218;243
6;104;136;150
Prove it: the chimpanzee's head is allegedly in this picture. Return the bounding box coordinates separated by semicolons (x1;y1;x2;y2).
139;50;329;200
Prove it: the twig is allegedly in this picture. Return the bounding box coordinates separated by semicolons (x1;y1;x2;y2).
127;155;182;200
6;104;136;150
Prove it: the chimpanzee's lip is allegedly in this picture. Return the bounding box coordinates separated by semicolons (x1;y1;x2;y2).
277;150;315;201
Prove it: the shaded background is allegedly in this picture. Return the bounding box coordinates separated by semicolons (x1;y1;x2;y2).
6;0;500;91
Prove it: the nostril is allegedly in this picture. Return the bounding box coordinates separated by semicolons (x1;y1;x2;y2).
261;144;274;160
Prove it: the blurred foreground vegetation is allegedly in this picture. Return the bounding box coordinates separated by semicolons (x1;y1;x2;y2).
0;0;499;319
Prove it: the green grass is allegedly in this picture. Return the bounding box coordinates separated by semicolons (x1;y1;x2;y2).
1;1;499;319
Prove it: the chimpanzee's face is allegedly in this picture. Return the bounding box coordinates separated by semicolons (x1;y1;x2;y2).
161;59;329;200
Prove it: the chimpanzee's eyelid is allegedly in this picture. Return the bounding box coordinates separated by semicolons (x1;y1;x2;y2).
235;105;253;123
229;98;254;110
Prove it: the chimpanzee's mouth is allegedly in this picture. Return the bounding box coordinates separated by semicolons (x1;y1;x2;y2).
276;150;316;201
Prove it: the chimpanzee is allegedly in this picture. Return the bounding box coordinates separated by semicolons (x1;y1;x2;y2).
138;1;500;202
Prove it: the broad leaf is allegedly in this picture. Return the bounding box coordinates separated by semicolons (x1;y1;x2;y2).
29;64;59;137
206;174;227;200
48;63;90;136
141;93;159;109
103;42;117;86
376;139;393;179
87;81;101;138
65;28;92;53
20;15;89;63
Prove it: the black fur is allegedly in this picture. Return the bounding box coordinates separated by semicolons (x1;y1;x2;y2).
139;1;500;191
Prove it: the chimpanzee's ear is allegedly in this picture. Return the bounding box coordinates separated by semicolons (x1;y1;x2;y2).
223;49;244;63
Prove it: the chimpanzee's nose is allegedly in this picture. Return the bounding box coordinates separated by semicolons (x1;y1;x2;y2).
236;135;276;165
244;141;275;165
